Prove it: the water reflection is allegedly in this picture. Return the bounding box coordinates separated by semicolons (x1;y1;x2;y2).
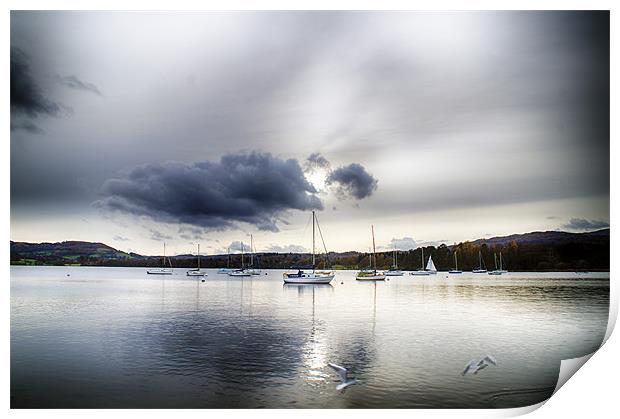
10;267;609;408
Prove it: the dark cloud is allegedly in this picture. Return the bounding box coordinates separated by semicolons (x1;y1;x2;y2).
10;46;61;118
10;120;45;134
562;218;609;231
304;152;331;172
326;163;378;200
55;74;102;96
95;152;323;232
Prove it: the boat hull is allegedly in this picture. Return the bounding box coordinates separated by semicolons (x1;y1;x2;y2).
283;274;334;284
228;271;252;277
472;269;487;274
186;270;207;277
410;270;431;276
448;270;463;274
147;269;173;275
356;274;386;281
385;270;404;276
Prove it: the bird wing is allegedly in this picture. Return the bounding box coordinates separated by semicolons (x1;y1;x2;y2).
328;363;348;381
336;379;357;391
482;355;497;366
462;360;476;376
474;363;488;374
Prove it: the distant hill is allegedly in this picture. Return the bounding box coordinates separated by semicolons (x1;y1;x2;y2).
10;228;610;271
472;229;609;247
10;240;139;265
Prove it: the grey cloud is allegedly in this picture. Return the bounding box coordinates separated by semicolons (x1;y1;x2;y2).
178;226;207;241
304;152;331;172
95;151;323;232
10;46;61;118
113;235;129;241
265;244;308;253
389;237;417;251
10;120;45;134
149;229;172;242
326;163;378;200
562;218;609;231
225;240;249;253
55;74;102;96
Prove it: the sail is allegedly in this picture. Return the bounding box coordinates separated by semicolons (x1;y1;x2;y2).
426;255;437;272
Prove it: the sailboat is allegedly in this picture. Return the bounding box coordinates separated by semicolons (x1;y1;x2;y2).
217;247;234;274
147;242;173;275
426;254;438;274
283;211;335;284
410;247;431;276
472;250;487;273
228;242;252;277
245;234;262;276
449;251;462;274
385;250;404;276
356;225;386;280
186;244;207;277
488;252;507;275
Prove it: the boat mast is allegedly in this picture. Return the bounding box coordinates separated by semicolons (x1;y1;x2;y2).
478;250;482;269
250;234;254;266
227;247;230;268
372;225;377;273
197;244;200;269
454;251;458;270
494;253;498;270
241;242;244;269
312;211;316;270
421;247;424;270
394;250;398;269
499;252;503;270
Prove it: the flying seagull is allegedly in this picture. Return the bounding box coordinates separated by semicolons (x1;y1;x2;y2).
462;355;498;376
328;363;358;390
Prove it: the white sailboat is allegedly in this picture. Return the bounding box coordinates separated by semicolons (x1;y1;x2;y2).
472;250;487;273
426;254;438;274
186;244;207;277
356;225;386;280
147;242;173;275
385;250;404;276
449;251;462;274
228;242;252;277
245;234;262;276
410;247;431;276
488;252;507;275
283;211;335;284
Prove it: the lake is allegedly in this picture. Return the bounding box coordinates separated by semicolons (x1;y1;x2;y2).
10;266;609;408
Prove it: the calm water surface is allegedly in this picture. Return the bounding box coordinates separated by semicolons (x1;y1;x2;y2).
11;267;609;408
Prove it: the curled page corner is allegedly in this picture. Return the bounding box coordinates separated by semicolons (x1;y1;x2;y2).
553;352;595;395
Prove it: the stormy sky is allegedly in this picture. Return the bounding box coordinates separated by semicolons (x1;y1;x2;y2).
10;11;609;255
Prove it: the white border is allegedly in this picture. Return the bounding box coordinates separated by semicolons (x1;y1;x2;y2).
3;1;616;418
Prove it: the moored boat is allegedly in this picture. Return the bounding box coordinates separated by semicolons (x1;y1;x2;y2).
186;244;207;277
449;251;462;274
147;242;173;275
356;225;385;281
385;250;403;276
283;211;334;284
